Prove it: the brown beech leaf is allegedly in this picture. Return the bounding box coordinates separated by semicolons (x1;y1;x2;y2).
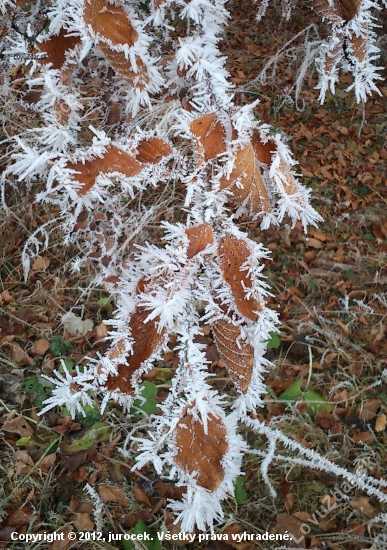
185;223;214;259
3;413;34;437
67;146;142;196
105;306;166;395
358;399;381;421
32;257;50;271
99;485;130;505
73;512;94;531
133;484;151;506
9;343;34;366
218;235;260;320
351;497;377;518
252;132;276;165
220;142;271;213
84;0;138;44
307;0;342;23
275;513;306;548
136;138;172;164
33;29;80;69
351;431;375;444
189;113;226;161
348;33;368;63
105;277;166;395
173;405;228;491
375;413;387;432
212;319;254;394
30;338;50;355
84;0;148;87
338;0;362;21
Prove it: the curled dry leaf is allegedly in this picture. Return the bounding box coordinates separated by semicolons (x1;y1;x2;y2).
173;405;228;491
212;319;254;394
3;413;34;437
189;113;226;161
185;223;214;259
218;235;261;320
67;146;142;196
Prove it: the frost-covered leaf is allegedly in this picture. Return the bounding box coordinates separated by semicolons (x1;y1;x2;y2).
84;0;148;87
185;223;214;259
212;318;254;394
189;113;226;161
34;29;81;69
67;146;142;195
136;138;172;164
218;235;261;320
220;142;271;214
172;405;228;491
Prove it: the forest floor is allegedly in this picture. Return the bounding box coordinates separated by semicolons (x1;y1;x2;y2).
0;1;387;549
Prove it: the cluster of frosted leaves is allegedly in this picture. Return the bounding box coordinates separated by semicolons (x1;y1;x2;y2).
35;105;323;530
256;0;386;103
2;0;386;533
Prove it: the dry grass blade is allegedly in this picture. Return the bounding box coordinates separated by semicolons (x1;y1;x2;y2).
185;223;214;259
212;318;254;394
218;235;261;320
173;405;228;491
220;143;271;214
67;146;142;196
189;113;226;161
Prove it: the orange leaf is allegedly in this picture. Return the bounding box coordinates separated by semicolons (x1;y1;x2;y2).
105;307;166;395
185;223;214;259
99;485;130;504
173;405;228;491
338;0;362;21
105;277;166;395
30;338;50;355
189;113;226;161
34;29;80;69
133;484;151;506
84;0;149;87
84;0;138;46
220;143;271;213
252;131;276;165
218;235;260;320
67;146;142;196
212;319;254;394
136;138;172;164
